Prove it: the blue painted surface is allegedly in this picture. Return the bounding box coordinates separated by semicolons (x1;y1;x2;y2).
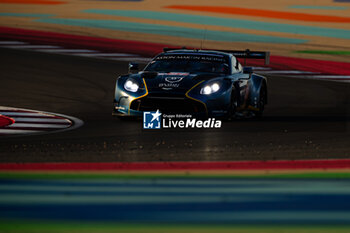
0;13;54;18
1;178;350;224
33;17;307;44
82;9;350;40
289;5;348;10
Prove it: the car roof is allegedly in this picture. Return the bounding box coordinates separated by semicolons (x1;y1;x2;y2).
162;49;232;57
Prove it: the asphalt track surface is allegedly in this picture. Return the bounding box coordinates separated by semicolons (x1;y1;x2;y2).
0;48;349;162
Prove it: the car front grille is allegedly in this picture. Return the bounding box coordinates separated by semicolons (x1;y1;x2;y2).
130;95;206;114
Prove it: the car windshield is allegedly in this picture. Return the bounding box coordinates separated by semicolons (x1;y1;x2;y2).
144;54;230;74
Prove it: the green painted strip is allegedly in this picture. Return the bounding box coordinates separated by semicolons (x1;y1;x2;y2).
34;17;307;44
0;193;271;204
0;221;350;233
82;9;350;40
1;172;350;179
289;5;348;10
3;180;350;196
296;50;350;55
0;13;54;18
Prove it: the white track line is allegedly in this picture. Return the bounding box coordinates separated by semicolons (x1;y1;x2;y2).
8;123;70;128
0;41;27;45
257;70;319;74
288;75;350;79
0;129;41;134
307;75;350;79
37;49;98;53
0;106;83;137
1;45;61;49
75;53;140;57
0;112;54;117
0;40;152;63
252;67;271;71
110;57;152;62
12;117;71;123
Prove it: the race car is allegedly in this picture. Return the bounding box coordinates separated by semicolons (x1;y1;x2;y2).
113;48;269;119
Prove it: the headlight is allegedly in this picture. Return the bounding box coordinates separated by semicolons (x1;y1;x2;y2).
124;79;139;92
200;83;220;95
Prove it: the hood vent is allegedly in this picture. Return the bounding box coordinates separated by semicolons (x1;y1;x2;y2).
193;73;219;80
141;71;158;79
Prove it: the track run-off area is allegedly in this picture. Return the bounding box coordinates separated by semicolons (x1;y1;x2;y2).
0;106;83;136
1;160;350;232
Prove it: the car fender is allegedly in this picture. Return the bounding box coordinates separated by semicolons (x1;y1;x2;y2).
248;74;267;109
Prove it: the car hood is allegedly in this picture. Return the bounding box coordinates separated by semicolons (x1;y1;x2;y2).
138;71;222;96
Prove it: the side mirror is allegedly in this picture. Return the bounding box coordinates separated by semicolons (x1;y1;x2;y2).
243;67;253;74
128;62;139;74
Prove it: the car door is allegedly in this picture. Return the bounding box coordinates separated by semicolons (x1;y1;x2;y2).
231;57;250;108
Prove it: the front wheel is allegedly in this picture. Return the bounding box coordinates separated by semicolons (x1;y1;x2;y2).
255;86;266;118
227;88;238;120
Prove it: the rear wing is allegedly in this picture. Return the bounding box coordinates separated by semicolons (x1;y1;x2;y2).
163;47;187;52
221;49;270;65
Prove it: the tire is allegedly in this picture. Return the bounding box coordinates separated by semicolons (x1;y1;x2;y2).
228;88;238;120
255;86;266;118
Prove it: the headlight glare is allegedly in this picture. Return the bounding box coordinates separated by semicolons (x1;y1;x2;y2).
203;86;212;95
124;79;139;92
212;83;220;92
200;83;220;95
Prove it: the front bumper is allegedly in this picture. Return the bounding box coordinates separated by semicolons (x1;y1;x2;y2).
113;95;208;117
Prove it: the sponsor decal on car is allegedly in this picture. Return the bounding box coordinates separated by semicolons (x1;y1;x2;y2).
156;55;227;62
158;72;189;76
165;76;184;83
159;83;180;89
